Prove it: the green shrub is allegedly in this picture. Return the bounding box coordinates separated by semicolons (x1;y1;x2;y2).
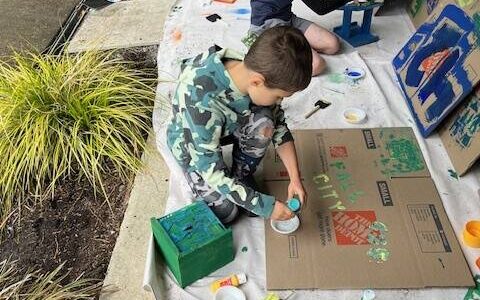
0;259;102;299
0;50;157;230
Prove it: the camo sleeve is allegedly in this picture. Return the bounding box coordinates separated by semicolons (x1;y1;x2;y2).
183;99;276;218
272;104;294;148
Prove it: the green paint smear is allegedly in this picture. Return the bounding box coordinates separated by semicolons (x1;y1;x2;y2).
367;248;390;263
464;275;480;300
241;246;248;252
409;0;423;17
474;13;480;47
370;221;388;233
448;169;459;180
327;73;345;84
381;136;425;175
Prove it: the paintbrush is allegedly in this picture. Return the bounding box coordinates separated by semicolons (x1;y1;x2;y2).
304;99;331;119
322;86;345;94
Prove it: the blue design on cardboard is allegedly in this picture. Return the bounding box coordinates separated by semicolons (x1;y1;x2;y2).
159;201;226;253
392;4;479;137
449;93;480;149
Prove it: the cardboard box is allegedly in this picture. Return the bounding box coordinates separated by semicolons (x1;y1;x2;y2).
408;0;445;28
263;128;473;289
439;86;480;176
151;201;234;288
393;1;480;137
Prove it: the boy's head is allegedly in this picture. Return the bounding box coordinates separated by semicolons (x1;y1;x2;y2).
244;26;312;106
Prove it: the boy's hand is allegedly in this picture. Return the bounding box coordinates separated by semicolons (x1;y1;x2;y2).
287;179;307;208
271;201;295;221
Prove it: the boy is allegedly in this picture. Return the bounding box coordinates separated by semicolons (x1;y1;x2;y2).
245;0;350;76
167;26;310;224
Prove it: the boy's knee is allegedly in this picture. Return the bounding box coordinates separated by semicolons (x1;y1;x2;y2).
260;126;274;139
312;52;326;76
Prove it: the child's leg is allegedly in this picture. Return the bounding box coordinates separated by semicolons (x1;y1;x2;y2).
231;105;274;180
184;170;240;224
311;49;327;76
292;16;339;76
303;23;341;55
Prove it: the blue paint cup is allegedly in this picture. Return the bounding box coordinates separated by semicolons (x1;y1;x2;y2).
286;198;301;213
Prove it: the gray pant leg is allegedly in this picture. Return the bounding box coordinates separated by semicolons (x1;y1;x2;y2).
184;106;274;223
231;105;274;179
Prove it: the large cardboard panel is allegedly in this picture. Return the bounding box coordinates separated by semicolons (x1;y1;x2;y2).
439;86;480;175
263;128;473;289
392;1;480;137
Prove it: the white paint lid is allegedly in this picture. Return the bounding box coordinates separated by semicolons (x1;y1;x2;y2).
343;107;367;124
237;273;247;284
215;286;246;300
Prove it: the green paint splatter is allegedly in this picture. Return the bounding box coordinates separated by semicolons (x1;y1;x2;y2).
368;221;388;246
370;221;388;233
380;135;425;175
367;248;390;263
464;275;480;300
241;246;248;252
327;73;345;84
409;0;423;17
329;200;346;210
474;13;480;47
448;169;459;180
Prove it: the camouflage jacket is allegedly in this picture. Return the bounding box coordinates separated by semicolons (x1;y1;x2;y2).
167;46;293;217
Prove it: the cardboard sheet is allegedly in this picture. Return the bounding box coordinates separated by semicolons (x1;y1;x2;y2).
263;128;473;289
393;0;480;137
439;86;480;176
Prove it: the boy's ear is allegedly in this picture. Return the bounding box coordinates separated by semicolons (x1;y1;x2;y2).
249;72;265;87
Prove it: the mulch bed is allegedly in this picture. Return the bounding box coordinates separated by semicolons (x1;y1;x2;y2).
0;168;132;284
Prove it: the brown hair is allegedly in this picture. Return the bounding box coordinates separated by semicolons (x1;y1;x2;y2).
244;26;312;93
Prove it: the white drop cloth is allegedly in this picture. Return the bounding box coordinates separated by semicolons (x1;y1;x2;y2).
144;0;480;298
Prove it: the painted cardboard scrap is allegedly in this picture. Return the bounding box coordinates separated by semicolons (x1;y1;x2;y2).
394;1;480;137
263;128;473;289
408;0;446;28
439;85;480;175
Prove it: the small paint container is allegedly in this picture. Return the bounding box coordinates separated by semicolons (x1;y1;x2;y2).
463;221;480;248
345;67;365;84
286;198;301;213
271;215;300;235
215;286;246;300
343;107;367;124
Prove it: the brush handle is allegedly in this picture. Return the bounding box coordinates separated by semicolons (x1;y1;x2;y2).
305;106;321;119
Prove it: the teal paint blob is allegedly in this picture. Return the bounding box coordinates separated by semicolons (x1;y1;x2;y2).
241;246;248;252
287;198;301;212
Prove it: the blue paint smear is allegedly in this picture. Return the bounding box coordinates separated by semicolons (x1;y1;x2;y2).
231;8;250;15
347;71;361;77
392;4;477;137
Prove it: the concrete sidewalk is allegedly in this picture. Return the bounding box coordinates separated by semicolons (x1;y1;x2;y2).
100;133;169;300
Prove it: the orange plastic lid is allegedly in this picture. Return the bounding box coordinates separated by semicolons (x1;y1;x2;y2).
463;221;480;248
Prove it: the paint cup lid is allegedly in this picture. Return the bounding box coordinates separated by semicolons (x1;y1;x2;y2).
287;198;301;212
343;107;367;124
236;273;247;284
271;215;300;235
463;221;480;248
215;286;246;300
345;67;365;80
